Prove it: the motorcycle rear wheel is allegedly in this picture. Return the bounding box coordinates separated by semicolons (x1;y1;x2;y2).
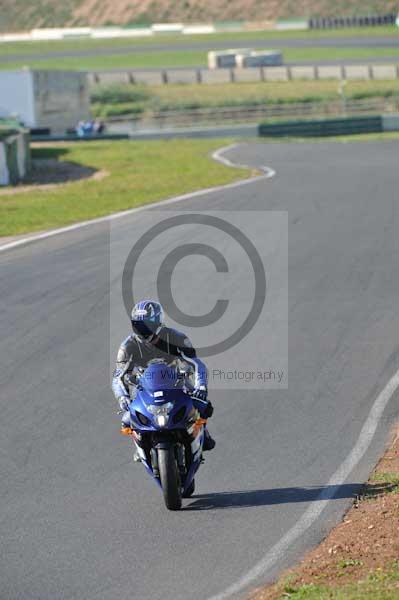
158;448;182;510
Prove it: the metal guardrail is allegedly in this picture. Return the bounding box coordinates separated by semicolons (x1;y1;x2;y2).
105;97;399;131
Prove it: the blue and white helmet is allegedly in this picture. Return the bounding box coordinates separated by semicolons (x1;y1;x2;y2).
131;300;164;341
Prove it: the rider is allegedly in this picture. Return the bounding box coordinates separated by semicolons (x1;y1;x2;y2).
112;300;215;451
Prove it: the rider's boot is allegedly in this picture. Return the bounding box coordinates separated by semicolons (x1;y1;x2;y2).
133;440;142;462
121;412;141;462
203;427;216;451
121;411;131;430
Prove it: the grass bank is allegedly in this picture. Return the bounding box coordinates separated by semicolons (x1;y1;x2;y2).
253;429;399;600
91;79;399;118
0;139;248;237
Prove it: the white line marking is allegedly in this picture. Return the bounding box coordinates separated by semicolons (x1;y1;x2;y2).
212;143;276;178
0;144;275;254
208;371;399;600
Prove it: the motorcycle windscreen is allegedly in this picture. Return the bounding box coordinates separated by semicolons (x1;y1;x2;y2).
139;362;179;393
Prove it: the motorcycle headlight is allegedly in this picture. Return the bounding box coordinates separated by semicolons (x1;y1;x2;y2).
146;402;173;416
155;414;169;427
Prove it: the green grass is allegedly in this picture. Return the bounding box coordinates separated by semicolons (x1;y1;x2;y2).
0;50;207;70
365;471;399;496
278;562;399;599
336;559;364;570
0;139;248;236
0;26;396;58
148;79;399;105
284;47;399;62
3;45;399;71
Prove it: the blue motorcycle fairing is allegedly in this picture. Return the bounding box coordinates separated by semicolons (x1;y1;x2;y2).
129;386;194;431
139;362;181;394
126;361;205;496
129;362;194;431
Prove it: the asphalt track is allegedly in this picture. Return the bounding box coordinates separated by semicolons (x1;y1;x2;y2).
1;141;399;600
1;34;399;63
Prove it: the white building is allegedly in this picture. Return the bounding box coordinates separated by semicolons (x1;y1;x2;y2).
0;69;90;133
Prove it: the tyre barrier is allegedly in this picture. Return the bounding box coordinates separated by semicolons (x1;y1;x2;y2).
309;14;395;29
258;116;383;138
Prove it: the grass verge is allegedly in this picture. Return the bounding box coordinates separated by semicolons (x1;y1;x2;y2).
2;46;399;71
252;428;399;600
0;139;249;237
90;79;399;117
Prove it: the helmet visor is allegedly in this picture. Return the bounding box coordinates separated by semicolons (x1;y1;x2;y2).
132;319;158;340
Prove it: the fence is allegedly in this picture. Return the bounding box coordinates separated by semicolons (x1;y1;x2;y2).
105;97;399;131
90;63;399;87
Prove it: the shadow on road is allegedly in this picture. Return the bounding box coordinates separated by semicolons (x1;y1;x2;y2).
184;483;361;511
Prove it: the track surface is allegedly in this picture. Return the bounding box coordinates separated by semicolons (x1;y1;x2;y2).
1;141;399;600
1;34;399;63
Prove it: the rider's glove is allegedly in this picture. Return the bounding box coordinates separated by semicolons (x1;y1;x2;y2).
118;396;130;412
192;385;208;403
203;401;214;419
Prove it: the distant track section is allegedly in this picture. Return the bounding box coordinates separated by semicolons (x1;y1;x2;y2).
1;35;399;63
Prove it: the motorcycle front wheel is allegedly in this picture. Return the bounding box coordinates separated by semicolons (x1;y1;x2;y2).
158;447;182;510
182;479;195;498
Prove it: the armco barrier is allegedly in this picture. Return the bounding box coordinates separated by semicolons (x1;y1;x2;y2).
309;13;395;29
258;116;383;138
0;128;30;185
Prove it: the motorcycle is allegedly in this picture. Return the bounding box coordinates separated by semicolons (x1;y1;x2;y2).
120;359;207;510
